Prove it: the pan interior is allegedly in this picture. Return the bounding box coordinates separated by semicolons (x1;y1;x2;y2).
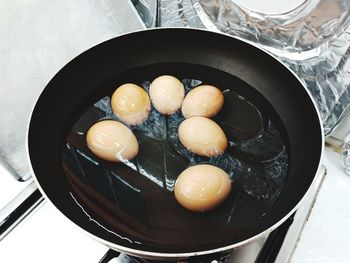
61;63;290;253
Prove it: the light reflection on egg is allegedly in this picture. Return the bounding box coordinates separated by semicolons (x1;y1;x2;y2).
178;116;228;157
86;120;139;162
111;83;151;125
174;164;232;212
149;75;185;115
181;85;224;118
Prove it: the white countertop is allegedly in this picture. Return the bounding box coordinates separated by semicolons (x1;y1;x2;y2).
291;149;350;263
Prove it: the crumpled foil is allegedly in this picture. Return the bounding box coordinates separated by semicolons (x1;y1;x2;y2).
134;0;350;135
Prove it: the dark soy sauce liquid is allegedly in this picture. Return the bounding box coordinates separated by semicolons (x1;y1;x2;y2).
62;70;289;252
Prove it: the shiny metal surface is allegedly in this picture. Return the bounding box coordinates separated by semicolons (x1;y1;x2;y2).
0;183;44;241
0;0;145;181
144;0;350;136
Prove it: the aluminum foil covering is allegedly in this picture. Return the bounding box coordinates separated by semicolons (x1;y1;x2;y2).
134;0;350;135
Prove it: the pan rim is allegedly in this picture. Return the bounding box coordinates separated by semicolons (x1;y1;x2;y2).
25;27;325;259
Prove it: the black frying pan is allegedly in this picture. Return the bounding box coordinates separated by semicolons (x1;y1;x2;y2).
28;28;323;259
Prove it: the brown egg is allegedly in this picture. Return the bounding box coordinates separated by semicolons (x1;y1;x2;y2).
111;83;151;125
181;85;224;118
174;164;232;212
149;75;185;115
86;120;139;162
178;116;227;157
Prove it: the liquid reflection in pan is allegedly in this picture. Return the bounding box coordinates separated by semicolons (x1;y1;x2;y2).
62;74;288;251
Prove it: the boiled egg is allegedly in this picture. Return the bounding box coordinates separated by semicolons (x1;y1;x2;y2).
181;85;224;118
111;83;151;125
149;75;185;115
86;120;139;162
178;116;227;157
174;164;232;212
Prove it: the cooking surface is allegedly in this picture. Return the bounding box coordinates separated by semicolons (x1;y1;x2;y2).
0;0;350;262
26;27;323;256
